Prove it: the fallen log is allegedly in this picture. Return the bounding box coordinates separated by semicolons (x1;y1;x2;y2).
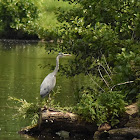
20;108;97;136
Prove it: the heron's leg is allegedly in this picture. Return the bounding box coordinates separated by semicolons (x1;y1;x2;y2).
47;94;51;109
48;93;51;101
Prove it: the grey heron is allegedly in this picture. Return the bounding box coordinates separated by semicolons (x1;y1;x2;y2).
40;53;71;98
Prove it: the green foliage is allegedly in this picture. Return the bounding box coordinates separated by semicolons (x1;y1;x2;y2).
8;86;72;126
59;0;140;40
114;48;137;82
8;96;41;126
0;0;75;40
71;57;129;127
75;88;126;126
60;20;119;57
112;48;140;101
0;0;39;38
58;47;139;125
56;0;140;75
56;0;140;100
35;0;75;40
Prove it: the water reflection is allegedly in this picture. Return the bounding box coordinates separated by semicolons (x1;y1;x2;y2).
0;40;88;140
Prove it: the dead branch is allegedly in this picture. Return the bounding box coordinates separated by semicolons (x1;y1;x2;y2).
98;65;110;89
100;64;113;82
103;54;113;75
111;81;134;91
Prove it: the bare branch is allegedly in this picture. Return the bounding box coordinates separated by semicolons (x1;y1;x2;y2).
111;81;134;91
103;54;113;75
98;65;110;89
100;64;113;82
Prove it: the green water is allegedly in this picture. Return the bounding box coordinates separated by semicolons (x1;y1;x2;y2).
0;40;87;140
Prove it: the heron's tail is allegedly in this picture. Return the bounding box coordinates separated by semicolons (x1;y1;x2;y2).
40;91;49;98
40;93;46;98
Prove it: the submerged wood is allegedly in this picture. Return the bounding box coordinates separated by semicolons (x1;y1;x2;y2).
20;108;97;136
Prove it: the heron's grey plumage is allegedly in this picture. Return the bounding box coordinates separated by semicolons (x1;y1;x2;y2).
40;53;71;98
40;73;56;98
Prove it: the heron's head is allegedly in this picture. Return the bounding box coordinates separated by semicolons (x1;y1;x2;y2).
58;53;71;58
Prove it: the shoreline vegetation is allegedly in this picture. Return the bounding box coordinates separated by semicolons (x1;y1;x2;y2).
3;0;140;139
19;103;140;140
0;0;75;40
9;96;139;139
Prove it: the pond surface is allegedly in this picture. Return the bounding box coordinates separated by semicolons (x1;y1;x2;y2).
0;40;89;140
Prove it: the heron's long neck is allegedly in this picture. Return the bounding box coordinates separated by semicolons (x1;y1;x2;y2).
53;56;59;75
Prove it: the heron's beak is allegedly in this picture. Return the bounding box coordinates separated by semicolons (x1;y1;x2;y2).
63;54;72;56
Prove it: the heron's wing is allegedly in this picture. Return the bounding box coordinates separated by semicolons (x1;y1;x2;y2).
40;73;56;98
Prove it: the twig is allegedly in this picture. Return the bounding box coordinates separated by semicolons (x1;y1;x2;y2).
87;72;105;92
98;65;110;89
100;64;113;82
111;81;134;91
103;54;113;75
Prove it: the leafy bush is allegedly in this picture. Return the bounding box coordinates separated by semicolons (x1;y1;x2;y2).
8;86;68;126
56;0;140;74
58;0;140;40
56;0;140;99
0;0;75;40
71;50;139;126
0;0;39;38
75;88;126;126
8;96;40;125
112;48;140;102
